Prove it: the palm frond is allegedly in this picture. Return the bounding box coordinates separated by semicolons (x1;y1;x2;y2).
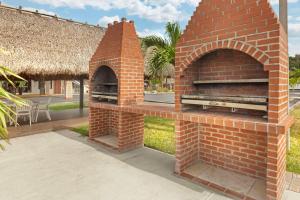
148;47;172;79
142;36;168;49
165;22;182;48
0;64;26;150
143;22;182;84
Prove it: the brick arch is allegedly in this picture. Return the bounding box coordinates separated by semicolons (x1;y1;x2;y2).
178;40;270;73
90;60;119;80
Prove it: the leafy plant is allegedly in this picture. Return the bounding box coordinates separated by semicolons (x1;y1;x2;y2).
142;22;182;87
0;63;26;149
289;56;300;87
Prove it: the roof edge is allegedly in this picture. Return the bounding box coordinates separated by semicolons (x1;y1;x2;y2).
0;3;106;30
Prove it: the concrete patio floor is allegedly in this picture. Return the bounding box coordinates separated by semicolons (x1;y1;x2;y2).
0;130;299;200
0;130;232;200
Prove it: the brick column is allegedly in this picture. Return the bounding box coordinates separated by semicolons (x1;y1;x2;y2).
266;131;287;200
175;120;199;174
89;107;108;138
118;112;144;152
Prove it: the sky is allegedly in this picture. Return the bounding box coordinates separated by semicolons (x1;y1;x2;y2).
2;0;300;56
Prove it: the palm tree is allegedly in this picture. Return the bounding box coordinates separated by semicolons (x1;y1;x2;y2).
142;22;182;88
0;49;25;150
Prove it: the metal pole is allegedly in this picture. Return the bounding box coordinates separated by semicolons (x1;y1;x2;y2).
279;0;288;33
79;78;84;110
279;0;291;150
39;79;45;95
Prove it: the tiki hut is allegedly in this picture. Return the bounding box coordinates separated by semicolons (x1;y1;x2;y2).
0;4;106;80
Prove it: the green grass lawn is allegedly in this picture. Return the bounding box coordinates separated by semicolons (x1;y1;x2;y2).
72;116;176;154
287;106;300;174
144;116;175;154
49;102;88;111
72;125;89;137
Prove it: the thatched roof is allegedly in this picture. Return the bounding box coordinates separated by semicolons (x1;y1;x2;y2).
0;5;105;80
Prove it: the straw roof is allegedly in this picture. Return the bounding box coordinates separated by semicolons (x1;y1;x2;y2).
0;5;105;80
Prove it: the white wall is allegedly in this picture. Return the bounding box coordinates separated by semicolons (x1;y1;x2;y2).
30;80;40;94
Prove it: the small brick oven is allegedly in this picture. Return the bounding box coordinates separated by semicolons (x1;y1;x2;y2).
89;18;145;152
175;1;292;200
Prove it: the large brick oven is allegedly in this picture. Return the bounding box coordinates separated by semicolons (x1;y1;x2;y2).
89;1;294;200
175;1;292;200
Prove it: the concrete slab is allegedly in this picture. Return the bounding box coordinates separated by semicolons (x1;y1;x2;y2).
94;135;118;147
286;172;300;193
248;179;266;200
185;162;258;194
284;190;300;200
0;130;232;200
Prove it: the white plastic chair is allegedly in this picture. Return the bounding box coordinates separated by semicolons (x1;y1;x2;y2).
35;98;52;122
14;99;33;127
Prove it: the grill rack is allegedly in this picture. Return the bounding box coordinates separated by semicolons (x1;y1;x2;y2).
181;94;268;112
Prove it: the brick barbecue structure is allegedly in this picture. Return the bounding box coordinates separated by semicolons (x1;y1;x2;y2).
89;18;145;152
89;1;294;200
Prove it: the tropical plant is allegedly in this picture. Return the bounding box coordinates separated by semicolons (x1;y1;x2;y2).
15;80;28;95
0;52;25;149
142;22;182;87
290;69;300;87
289;56;300;87
290;56;300;71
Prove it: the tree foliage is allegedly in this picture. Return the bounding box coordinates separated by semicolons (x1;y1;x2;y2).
289;56;300;87
142;22;182;86
0;51;25;149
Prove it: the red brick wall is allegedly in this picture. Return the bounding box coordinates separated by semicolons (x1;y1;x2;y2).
175;120;199;173
89;107;119;138
176;121;268;179
118;112;144;151
197;49;267;81
198;124;267;179
192;49;268;97
89;107;109;138
108;110;119;136
266;131;287;200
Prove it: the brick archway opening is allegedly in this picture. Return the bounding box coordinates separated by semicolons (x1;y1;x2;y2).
179;40;270;75
180;48;269;118
91;65;118;104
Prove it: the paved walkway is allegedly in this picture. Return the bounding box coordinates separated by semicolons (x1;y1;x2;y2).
1;130;299;200
286;172;300;193
8;108;89;138
11;108;88;126
8;114;88;138
0;130;233;200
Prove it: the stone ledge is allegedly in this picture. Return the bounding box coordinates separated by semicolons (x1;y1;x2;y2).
89;102;294;135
